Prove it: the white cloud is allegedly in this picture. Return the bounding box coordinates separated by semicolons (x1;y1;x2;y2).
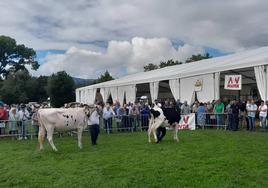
0;0;268;52
31;37;204;78
2;0;268;79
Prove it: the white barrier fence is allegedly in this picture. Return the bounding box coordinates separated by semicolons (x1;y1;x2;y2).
0;113;232;138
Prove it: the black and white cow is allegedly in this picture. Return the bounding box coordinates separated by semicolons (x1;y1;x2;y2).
148;104;181;143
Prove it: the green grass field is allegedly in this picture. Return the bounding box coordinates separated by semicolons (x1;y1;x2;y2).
0;130;268;188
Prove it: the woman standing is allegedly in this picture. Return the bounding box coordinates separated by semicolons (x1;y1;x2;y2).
9;106;19;138
258;100;267;130
197;103;206;128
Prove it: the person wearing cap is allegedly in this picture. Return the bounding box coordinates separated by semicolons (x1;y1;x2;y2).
18;104;30;140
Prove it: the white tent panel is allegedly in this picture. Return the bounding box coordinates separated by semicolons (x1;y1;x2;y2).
110;87;118;103
180;74;214;103
254;65;267;101
86;88;97;104
78;47;268;90
150;81;159;103
118;86;126;105
125;85;136;103
214;72;220;100
169;79;180;101
75;90;79;103
76;46;268;103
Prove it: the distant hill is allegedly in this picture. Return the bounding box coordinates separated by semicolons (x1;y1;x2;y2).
73;77;96;88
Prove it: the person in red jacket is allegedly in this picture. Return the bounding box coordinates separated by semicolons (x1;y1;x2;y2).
0;103;8;135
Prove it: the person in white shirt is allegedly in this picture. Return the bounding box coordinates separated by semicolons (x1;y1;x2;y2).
88;104;102;145
181;101;191;115
102;103;115;133
246;100;257;131
9;107;19;137
258;100;267;130
18;104;30;140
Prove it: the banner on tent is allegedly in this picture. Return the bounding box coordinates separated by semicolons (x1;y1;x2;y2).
177;113;196;130
194;79;203;91
224;75;242;90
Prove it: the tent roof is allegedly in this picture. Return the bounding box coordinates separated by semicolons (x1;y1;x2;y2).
77;46;268;90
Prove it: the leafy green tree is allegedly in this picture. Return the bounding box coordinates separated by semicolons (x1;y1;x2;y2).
96;70;114;83
0;35;39;79
144;63;159;72
159;59;182;68
35;76;49;102
185;53;212;63
47;71;75;107
0;70;38;104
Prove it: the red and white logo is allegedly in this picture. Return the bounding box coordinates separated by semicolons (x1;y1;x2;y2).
224;75;242;90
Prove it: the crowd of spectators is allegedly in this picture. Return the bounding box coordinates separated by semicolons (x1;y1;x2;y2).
98;97;268;132
0;97;267;138
0;102;40;139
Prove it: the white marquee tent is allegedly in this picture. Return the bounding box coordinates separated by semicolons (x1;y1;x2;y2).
76;46;268;104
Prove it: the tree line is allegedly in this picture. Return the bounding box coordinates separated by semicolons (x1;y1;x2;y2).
0;35;114;107
0;35;212;107
143;53;211;72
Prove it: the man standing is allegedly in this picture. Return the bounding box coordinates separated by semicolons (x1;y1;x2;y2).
214;99;225;129
18;104;30;140
230;100;240;131
181;101;191;115
246;99;257;131
103;103;115;133
88;104;102;145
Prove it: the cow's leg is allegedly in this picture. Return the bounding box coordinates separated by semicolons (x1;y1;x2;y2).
173;123;179;142
152;120;163;143
46;126;57;151
148;117;154;143
148;123;152;143
77;128;83;149
38;124;46;150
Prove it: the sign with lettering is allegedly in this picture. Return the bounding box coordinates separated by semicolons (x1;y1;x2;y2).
224;75;242;90
177;113;196;130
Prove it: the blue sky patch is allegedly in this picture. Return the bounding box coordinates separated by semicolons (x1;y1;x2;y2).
36;50;65;64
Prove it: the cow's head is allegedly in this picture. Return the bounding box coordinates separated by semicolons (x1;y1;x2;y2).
83;104;98;117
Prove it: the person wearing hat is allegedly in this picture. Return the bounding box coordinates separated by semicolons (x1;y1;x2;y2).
18;104;30;140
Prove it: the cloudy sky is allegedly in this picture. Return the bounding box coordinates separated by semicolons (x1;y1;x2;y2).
1;0;268;78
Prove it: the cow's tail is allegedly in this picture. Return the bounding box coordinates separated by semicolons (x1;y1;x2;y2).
37;111;46;150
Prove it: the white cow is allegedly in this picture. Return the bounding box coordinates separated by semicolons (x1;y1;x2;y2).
148;104;180;143
38;106;95;151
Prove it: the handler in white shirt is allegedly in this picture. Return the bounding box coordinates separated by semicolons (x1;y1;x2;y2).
18;104;30;140
88;105;102;145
